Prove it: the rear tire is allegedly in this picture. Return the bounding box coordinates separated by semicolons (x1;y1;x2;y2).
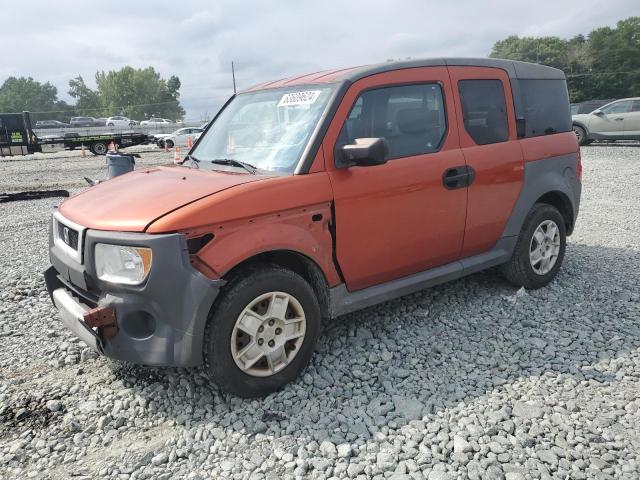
501;203;566;290
165;139;174;148
203;265;321;397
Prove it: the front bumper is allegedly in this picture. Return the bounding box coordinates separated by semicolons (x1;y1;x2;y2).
45;223;223;367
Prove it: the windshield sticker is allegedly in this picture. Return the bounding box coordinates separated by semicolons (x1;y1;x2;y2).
277;90;321;107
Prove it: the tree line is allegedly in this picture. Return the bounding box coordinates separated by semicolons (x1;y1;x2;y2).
490;16;640;102
0;66;185;122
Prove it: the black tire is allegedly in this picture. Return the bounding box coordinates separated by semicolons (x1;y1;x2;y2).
165;139;174;148
572;125;591;146
90;141;108;155
500;203;567;290
204;265;321;397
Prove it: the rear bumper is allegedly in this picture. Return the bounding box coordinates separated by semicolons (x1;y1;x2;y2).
45;223;223;367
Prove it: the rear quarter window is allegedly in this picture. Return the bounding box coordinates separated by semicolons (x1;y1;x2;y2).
520;79;571;137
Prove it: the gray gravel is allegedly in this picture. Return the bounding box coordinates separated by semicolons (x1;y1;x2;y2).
1;144;639;479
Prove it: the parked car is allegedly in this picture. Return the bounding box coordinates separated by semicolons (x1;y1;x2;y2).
157;127;204;148
45;58;581;397
95;118;107;127
106;116;135;127
140;118;173;125
572;97;640;145
34;120;69;129
70;117;100;128
570;99;615;115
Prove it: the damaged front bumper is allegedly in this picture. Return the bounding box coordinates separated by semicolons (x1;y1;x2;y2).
44;215;223;367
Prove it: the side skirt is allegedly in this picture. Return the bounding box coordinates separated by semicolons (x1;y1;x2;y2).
329;237;517;318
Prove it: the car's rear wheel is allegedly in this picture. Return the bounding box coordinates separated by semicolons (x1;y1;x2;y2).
165;139;174;148
573;125;591;146
501;203;567;290
203;265;320;397
90;141;108;155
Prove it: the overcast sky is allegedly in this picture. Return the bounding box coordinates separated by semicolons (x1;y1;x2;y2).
2;0;638;120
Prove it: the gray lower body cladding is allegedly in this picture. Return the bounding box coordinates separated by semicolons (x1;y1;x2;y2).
330;153;581;318
45;226;222;367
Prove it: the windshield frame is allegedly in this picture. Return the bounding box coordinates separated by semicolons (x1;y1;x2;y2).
189;83;342;175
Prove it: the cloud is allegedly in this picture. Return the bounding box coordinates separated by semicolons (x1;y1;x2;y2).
1;0;638;120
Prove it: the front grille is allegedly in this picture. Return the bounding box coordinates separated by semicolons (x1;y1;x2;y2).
57;220;79;250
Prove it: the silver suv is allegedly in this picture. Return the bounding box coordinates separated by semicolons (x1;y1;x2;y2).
572;97;640;145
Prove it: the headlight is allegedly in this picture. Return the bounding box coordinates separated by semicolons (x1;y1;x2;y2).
94;244;152;285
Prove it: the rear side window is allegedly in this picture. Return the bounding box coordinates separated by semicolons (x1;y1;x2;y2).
600;100;632;114
338;83;447;160
458;80;509;145
520;79;571;136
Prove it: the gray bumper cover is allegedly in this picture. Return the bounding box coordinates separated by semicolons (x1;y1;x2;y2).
45;225;222;367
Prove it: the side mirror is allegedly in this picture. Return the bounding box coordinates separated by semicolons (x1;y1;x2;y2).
592;109;603;116
338;137;388;168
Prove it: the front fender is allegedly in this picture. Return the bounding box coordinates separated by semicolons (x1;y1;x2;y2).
195;203;342;287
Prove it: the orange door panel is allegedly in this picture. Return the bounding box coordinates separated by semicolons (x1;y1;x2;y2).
448;67;524;257
324;67;467;292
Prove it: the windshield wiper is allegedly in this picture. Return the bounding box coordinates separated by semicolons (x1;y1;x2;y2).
183;154;200;168
210;158;257;174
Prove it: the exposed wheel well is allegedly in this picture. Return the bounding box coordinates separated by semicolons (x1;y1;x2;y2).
222;250;330;321
536;191;575;235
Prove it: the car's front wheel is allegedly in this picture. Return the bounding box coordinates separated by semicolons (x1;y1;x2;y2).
573;125;591;146
203;265;320;397
165;139;174;148
501;203;567;290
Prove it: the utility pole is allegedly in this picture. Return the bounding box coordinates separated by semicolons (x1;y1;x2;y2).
232;61;237;94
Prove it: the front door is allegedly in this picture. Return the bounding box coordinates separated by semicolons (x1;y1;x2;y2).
324;67;468;292
589;99;632;138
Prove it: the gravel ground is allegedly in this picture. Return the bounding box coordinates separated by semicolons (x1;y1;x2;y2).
1;144;639;480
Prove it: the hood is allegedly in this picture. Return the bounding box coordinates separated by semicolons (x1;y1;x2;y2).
58;166;270;232
571;113;591;122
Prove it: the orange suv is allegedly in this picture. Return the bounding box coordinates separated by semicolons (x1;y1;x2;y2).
45;58;581;396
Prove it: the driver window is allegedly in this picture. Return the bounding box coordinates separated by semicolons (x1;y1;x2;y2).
337;83;446;161
601;101;631;114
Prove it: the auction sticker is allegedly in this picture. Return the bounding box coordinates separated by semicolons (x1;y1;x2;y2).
278;90;321;107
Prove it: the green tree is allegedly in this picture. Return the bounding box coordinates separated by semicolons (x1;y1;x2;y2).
0;77;72;121
94;67;185;121
489;16;640;102
68;75;103;116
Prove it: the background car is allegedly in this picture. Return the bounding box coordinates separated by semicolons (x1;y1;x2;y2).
70;116;99;128
34;120;69;129
106;116;135;127
570;99;615;115
140;118;173;125
156;127;203;148
572;97;640;145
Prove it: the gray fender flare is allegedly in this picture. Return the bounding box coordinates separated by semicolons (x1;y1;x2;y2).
502;155;581;238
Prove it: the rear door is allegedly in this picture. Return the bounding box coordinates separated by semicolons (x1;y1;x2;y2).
624;100;640;138
447;67;524;257
324;67;468;291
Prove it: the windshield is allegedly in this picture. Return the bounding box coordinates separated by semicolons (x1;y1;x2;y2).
191;85;335;173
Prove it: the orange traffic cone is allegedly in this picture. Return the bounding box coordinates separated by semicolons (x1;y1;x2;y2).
173;146;181;163
81;144;86;158
187;136;193;148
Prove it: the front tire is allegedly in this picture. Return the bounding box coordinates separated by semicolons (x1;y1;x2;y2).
165;139;174;148
203;265;321;397
90;141;108;155
501;203;566;289
573;125;591;146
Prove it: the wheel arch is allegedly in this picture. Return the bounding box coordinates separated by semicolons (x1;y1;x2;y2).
220;249;331;322
535;190;575;235
572;121;589;137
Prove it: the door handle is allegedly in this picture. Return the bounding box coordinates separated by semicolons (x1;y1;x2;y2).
443;165;475;190
614;117;624;121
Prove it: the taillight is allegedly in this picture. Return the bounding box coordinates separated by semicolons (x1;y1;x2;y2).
577;150;582;181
